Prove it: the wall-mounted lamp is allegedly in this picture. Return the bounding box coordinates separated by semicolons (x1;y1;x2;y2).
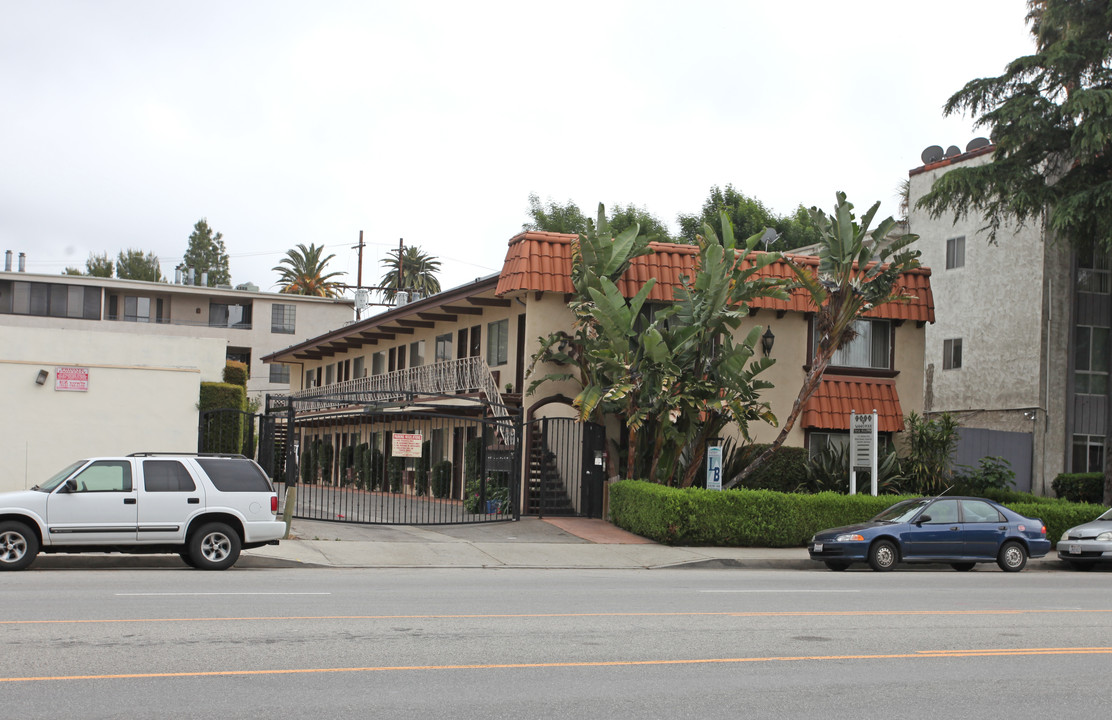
761;327;775;358
35;369;49;386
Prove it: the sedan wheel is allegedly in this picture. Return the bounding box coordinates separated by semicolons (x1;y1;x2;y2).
996;541;1027;572
868;539;898;572
951;562;976;572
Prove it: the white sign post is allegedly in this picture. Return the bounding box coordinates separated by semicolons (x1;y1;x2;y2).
706;445;722;491
849;410;878;496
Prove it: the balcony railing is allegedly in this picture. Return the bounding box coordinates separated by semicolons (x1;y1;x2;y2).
291;356;515;443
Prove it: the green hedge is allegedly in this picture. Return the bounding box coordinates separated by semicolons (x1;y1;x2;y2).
1052;472;1103;504
731;444;809;493
608;479;1108;548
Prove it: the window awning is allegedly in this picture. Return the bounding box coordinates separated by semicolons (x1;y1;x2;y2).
802;377;904;432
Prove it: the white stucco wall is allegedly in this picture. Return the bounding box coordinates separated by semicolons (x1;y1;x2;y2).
0;326;226;492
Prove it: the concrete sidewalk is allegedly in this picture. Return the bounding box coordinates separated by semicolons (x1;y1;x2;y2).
235;516;1070;572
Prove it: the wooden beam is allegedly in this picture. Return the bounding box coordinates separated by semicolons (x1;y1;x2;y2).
466;297;511;308
418;311;458;322
397;318;435;329
379;325;415;335
442;304;483;316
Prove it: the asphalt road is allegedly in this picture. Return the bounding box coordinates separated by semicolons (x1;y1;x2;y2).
2;567;1108;719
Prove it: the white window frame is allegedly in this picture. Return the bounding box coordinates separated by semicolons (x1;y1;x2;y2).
943;338;963;370
945;236;965;270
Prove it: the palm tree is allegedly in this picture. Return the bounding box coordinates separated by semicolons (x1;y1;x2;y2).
725;192;921;487
273;243;346;297
379;245;442;302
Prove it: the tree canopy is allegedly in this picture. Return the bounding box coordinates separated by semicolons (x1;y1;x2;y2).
378;245;442;302
676;185;822;250
524;194;673;241
116;249;163;282
916;0;1112;250
273;243;346;297
85;252;113;278
181;218;230;286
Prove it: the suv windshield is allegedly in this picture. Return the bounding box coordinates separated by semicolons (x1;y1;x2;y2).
872;499;931;524
35;460;88;492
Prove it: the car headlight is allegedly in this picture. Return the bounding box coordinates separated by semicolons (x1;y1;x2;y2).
1062;530;1071;542
1097;532;1112;542
835;533;865;542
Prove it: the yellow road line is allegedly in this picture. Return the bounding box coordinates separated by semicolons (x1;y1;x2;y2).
3;647;1111;683
1;608;1109;625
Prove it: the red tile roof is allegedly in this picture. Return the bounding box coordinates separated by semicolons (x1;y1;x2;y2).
802;377;904;432
495;232;934;323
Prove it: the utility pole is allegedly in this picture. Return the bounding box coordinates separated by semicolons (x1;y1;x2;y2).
397;237;404;299
353;230;365;320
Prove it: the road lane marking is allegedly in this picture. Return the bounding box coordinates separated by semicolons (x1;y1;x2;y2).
3;647;1111;683
698;590;861;593
115;593;332;596
1;608;1110;625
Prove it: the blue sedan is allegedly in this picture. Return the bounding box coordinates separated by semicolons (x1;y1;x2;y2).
808;496;1051;572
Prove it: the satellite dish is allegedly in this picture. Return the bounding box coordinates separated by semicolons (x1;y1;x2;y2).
921;145;944;164
759;228;779;249
966;137;991;151
945;145;961;158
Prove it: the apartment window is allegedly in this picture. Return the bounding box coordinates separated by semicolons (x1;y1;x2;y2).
810;431;892;458
271;303;296;333
824;319;890;369
269;364;290;384
210;301;252;329
943;338;963;370
353;356;365;379
410;340;425;367
1;280;100;319
304;369;315;388
487;319;509;366
435;333;452;362
1075;325;1110;395
372;352;386;375
1078;245;1111;294
945;236;965;270
1072;435;1106;473
325;363;335;385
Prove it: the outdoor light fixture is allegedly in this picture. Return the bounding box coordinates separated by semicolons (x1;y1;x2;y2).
35;369;49;385
761;327;775;358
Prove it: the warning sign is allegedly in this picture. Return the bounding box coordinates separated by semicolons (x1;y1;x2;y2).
54;366;89;392
391;433;423;458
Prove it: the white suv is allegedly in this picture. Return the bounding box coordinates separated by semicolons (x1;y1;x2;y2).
0;453;286;571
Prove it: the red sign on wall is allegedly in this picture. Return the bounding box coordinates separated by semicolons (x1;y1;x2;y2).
391;433;423;458
55;366;89;392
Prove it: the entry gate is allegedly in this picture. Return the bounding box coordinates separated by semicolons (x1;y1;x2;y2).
524;417;606;518
266;393;522;525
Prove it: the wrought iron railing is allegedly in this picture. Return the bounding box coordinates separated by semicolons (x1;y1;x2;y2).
290;356;515;443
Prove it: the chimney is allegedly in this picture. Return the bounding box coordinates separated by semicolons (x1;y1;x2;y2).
201;271;209;287
4;250;11;272
18;253;26;272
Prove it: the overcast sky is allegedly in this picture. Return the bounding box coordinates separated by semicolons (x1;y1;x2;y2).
1;1;1034;305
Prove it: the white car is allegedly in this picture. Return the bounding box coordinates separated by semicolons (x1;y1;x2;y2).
1058;507;1112;570
0;453;285;571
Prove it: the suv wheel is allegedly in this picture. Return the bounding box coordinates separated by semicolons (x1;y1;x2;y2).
0;521;40;571
189;523;241;571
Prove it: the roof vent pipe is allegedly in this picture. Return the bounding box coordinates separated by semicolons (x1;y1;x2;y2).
18;253;26;272
201;271;208;287
4;250;11;272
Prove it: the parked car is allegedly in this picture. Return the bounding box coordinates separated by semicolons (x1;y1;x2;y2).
808;496;1050;572
1057;507;1112;570
0;453;285;571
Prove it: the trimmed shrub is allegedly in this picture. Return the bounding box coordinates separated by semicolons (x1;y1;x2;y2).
431;460;453;499
223;360;249;387
1052;472;1103;504
339;445;354;486
415;441;431;497
464;437;483;482
607;479;1107;549
367;447;385;491
353;443;367;489
388;456;405;493
318;441;334;485
300;440;315;484
732;444;808;493
198;382;247;454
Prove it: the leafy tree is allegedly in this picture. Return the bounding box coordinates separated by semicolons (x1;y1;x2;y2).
85;252;113;278
63;267;83;275
523;193;589;235
524;195;673;241
273;243;346;297
676;185;821;250
180;218;230;286
378;245;441;302
913;0;1112;502
116;249;163;282
725;193;921;488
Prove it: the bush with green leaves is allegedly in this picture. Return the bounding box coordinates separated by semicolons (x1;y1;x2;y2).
300;439;315;485
317;441;334;485
414;441;431;496
339;445;355;486
1052;472;1103;504
903;411;960;494
388;456;405;493
366;447;385;491
800;444;905;495
728;443;808;493
431;460;453;499
955;456;1015;494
